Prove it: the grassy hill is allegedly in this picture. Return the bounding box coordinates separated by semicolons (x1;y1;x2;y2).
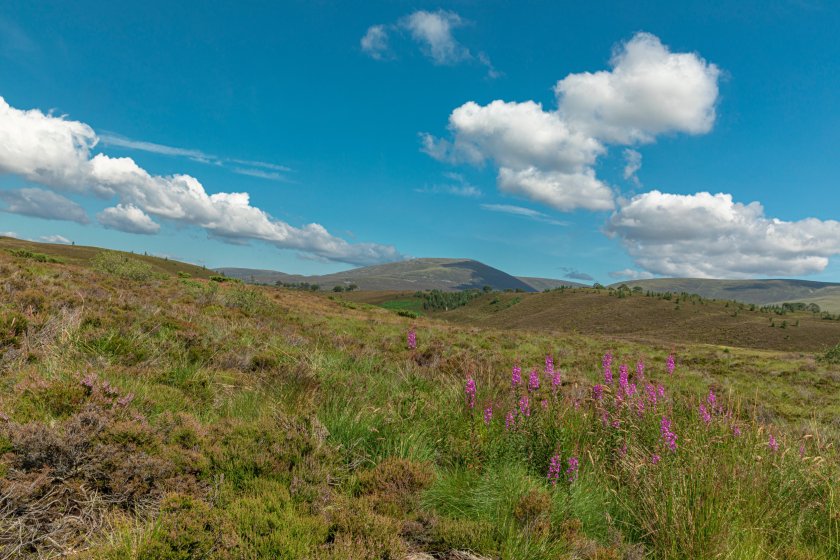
1;245;838;558
618;277;840;313
0;235;214;279
347;287;840;352
218;257;541;292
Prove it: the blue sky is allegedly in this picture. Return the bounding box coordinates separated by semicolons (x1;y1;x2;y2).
1;1;839;283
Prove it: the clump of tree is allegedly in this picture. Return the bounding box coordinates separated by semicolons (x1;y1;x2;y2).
331;284;359;293
276;281;320;291
421;289;484;311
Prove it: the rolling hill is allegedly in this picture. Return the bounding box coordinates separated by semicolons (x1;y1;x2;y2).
0;235;214;279
616;278;840;313
389;287;840;352
217;258;580;292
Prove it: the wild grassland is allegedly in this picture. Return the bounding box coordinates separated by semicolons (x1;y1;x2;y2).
0;248;838;559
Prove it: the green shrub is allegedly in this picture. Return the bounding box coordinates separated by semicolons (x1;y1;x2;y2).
138;493;240;560
92;251;157;281
7;248;62;263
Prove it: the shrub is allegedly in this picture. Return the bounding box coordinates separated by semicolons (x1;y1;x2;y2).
7;248;62;263
138;493;240;560
92;251;157;281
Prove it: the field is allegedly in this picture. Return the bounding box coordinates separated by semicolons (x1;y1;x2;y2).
1;245;839;559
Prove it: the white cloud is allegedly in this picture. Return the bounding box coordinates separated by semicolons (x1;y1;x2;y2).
360;24;390;60
362;10;497;76
556;32;720;144
0;231;18;238
607;191;840;278
497;167;613;212
399;10;470;65
480;203;569;226
0;96;400;266
40;234;71;244
623;149;642;184
423;33;720;212
97;204;161;235
0;187;89;223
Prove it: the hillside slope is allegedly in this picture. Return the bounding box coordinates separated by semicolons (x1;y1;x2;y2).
1;243;838;558
618;277;840;313
0;235;214;279
439;288;840;352
218;258;539;292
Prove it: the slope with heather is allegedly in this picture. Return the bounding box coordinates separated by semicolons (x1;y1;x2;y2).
0;247;838;559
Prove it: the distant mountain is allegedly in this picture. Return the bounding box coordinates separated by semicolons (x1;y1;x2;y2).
516;276;587;291
217;258;550;292
613;278;840;313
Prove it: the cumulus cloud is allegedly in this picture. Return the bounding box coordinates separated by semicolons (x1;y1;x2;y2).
556;33;720;144
362;10;496;76
0;96;400;266
40;234;71;244
0;231;17;238
97;204;161;235
0;187;89;223
423;32;720;212
607;191;840;278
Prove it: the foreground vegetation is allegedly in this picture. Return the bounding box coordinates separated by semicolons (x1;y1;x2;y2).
1;246;839;559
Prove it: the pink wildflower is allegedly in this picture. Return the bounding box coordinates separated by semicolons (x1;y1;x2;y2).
768;434;779;452
666;353;675;375
528;368;540;392
699;404;711;425
407;328;416;350
483;404;493;425
603;352;613;385
618;364;629;393
732;425;742;437
651;454;661;465
592;384;604;401
511;364;522;388
116;393;134;407
541;399;548;410
566;456;579;482
465;375;476;409
547;453;562;486
505;410;515;430
518;395;531;417
545;354;554;377
660;416;678;452
636;360;645;381
699;404;712;425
